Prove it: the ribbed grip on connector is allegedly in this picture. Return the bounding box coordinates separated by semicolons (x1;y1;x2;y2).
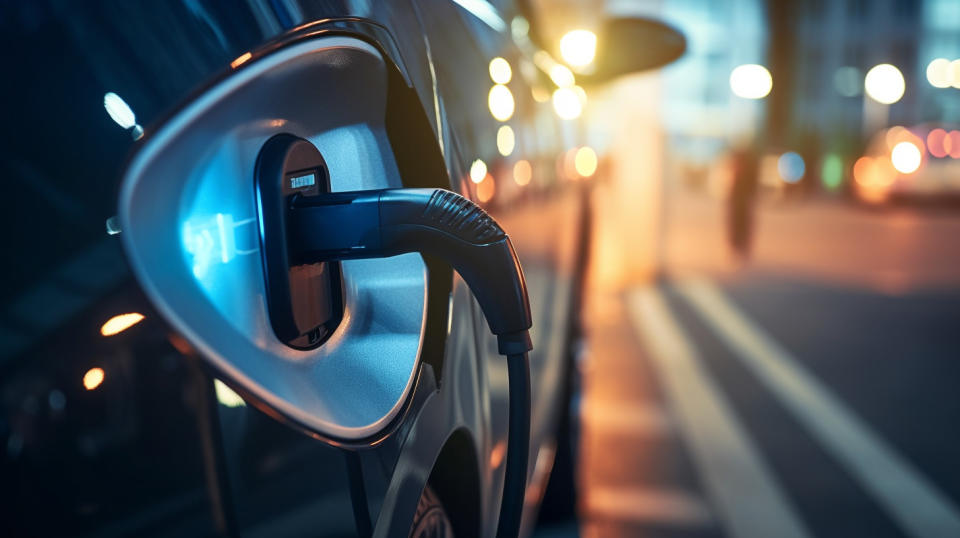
291;187;532;337
422;190;505;244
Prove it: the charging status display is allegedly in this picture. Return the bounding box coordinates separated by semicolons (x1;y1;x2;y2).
289;173;316;189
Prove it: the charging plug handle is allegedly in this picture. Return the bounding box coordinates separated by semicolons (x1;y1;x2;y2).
288;187;532;538
289;188;532;352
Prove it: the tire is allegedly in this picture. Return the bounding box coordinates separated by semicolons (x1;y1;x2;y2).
410;485;455;538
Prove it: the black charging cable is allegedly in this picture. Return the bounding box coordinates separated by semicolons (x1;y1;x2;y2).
286;188;533;537
497;351;530;538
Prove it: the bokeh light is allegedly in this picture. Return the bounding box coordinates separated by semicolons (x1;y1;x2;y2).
891;141;922;173
935;130;960;159
884;125;913;150
100;312;145;336
950;131;960;158
531;86;551;103
573;85;588;105
469;159;487;183
854;156;896;188
560;29;597;68
83;367;105;391
513;160;532;186
574;146;598;177
510;16;529;41
926;58;951;88
777;152;805;183
821;153;844;191
864;64;905;104
489;57;512;84
853;156;873;186
853;155;898;204
552;87;583;119
853;156;895;203
497;125;515;156
927;128;948;158
833;66;862;97
549;64;576;87
729;64;772;99
476;174;495;202
950;60;960;90
488;84;515;121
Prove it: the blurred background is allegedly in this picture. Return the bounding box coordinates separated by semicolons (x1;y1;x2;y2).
2;0;959;537
528;0;960;536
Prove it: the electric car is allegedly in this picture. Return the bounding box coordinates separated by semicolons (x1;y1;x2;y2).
0;2;682;536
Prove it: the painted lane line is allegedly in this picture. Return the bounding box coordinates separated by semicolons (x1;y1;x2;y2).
583;486;714;527
679;278;960;538
627;287;811;538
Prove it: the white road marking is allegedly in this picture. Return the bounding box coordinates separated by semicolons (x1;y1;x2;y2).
627;287;811;538
679;278;960;538
583;487;713;527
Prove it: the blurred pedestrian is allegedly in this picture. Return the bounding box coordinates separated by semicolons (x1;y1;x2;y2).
727;144;759;261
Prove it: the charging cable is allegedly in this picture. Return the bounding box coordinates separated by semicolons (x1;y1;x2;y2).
287;188;532;538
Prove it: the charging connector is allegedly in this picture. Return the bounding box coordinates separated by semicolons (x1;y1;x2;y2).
288;188;532;348
285;187;532;537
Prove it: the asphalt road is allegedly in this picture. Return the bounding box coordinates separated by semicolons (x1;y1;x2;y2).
541;186;960;538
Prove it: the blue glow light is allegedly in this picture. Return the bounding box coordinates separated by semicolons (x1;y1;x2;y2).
182;213;255;279
778;152;806;183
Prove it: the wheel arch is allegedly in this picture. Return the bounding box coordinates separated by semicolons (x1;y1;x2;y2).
426;427;482;537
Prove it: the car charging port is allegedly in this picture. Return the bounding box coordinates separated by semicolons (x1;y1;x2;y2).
255;134;343;349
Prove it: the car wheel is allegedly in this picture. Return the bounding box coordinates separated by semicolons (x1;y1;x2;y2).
409;485;455;538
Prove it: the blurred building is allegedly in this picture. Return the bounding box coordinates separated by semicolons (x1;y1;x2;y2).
780;0;960;192
660;0;767;164
660;0;960;194
790;1;918;159
918;0;960;122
